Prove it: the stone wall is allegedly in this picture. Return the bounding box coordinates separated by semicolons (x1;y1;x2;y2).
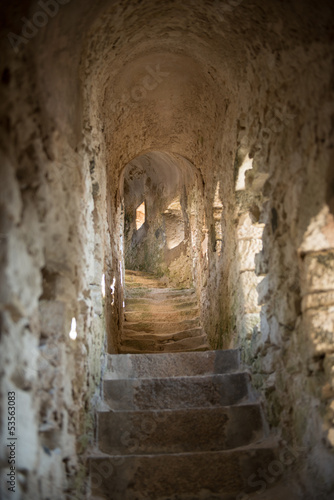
0;15;112;498
1;0;334;498
230;30;334;496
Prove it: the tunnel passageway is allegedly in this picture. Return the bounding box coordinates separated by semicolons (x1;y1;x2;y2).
0;0;333;498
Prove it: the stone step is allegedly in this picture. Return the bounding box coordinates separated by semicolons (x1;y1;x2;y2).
104;350;240;379
88;442;277;500
125;288;196;299
125;272;167;289
124;308;199;322
124;281;167;289
121;334;208;353
97;404;265;455
125;305;199;315
126;296;198;307
122;326;203;342
103;372;251;410
122;317;200;334
119;343;210;354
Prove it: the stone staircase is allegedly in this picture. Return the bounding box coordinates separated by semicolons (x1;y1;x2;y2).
120;270;209;353
88;350;279;499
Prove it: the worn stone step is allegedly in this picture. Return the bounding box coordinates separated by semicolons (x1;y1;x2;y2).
126;288;196;299
97;404;265;455
103;372;251;410
125;304;199;314
124;308;199;322
121;334;207;352
125;272;167;289
122;327;203;342
119;343;210;354
122;317;200;334
88;443;277;500
124;281;167;289
104;350;240;379
125;298;198;311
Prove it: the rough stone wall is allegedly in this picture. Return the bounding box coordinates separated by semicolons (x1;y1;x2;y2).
0;22;111;500
231;32;334;497
1;0;334;498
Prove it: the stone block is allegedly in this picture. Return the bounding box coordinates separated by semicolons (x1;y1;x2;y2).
260;347;282;374
238;239;263;271
259;308;270;344
302;291;334;312
269;315;282;346
240;272;262;313
304;307;334;355
97;404;264;455
242;313;260;339
302;251;334;294
105;350;240;379
237;214;264;239
299;205;334;254
103;373;250;410
39;300;68;338
257;275;270;305
255;250;269;275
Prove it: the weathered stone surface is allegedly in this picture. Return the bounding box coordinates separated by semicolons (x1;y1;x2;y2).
255;250;269;276
122;270;209;352
302;252;334;294
97;404;265;455
89;445;277;500
1;0;333;497
120;334;208;353
238;239;263;271
103;372;251;410
304;307;334;355
123;318;200;334
257;275;271;306
125;308;199;322
105;350;240;379
90;348;282;499
39;300;68;337
302;291;334;312
240;272;263;313
242;313;261;339
299;206;334;254
237;214;264;240
122;326;203;342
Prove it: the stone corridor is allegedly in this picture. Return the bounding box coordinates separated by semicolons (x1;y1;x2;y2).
0;0;334;499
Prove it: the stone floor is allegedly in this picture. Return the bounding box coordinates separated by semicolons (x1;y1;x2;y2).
120;270;209;353
87;271;306;499
87;349;291;499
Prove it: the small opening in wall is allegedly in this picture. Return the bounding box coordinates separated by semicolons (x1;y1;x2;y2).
69;318;77;340
236;154;253;191
136;202;146;230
